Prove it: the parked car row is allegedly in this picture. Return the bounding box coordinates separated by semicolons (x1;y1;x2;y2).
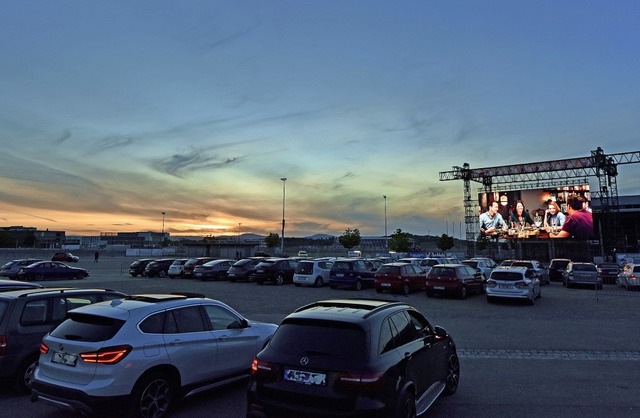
3;285;458;417
1;258;90;281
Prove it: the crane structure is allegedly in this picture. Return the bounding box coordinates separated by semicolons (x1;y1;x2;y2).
439;148;640;258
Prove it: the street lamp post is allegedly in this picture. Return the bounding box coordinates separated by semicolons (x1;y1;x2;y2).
281;177;287;255
383;195;388;248
161;211;166;248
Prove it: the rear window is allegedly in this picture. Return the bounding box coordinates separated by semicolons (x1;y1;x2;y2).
171;260;187;266
512;261;533;268
428;266;455;277
0;300;8;322
377;265;401;275
573;264;596;272
233;259;255;267
491;271;525;281
550;260;571;268
50;313;125;342
256;261;276;268
332;261;353;271
270;321;366;361
295;261;314;274
462;261;479;269
421;259;440;267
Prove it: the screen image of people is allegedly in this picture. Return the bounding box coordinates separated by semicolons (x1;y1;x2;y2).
478;188;594;240
548;195;593;239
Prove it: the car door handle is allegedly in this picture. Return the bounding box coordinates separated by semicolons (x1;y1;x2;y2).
168;339;183;345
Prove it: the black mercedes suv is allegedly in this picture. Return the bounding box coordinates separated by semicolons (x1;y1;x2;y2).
247;298;459;418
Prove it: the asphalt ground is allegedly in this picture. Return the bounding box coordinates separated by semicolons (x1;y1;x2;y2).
2;255;639;417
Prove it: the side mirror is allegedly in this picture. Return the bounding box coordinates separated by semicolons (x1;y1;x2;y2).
434;325;447;338
227;319;249;329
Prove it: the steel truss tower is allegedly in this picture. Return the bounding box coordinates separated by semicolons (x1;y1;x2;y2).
439;148;640;258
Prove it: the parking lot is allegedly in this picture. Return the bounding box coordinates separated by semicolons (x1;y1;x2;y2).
2;255;640;417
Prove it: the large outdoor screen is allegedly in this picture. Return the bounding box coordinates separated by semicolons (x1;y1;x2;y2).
478;185;594;240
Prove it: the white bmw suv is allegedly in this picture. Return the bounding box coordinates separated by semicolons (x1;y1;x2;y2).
31;293;277;418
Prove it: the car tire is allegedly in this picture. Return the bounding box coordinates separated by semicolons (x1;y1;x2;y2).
158;271;166;278
314;277;323;288
354;279;362;291
35;274;45;281
218;272;227;281
275;274;285;285
395;390;416;418
402;283;410;296
528;294;536;305
15;354;38;394
444;353;460;395
130;274;138;277
131;372;174;418
458;286;467;300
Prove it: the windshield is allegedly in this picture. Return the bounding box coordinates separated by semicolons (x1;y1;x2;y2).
491;271;524;281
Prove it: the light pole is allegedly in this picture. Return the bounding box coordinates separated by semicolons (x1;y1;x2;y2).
161;211;166;248
281;177;287;255
383;195;387;248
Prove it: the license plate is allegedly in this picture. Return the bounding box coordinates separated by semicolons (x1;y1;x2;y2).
381;283;391;287
52;351;77;367
434;286;445;290
284;369;326;386
256;269;264;273
499;284;513;289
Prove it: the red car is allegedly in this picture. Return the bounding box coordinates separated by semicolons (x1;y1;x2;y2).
51;252;79;262
374;262;426;295
425;264;484;299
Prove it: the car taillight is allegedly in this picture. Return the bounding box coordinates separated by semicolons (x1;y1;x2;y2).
40;342;49;354
250;358;276;378
630;274;637;281
0;335;7;356
80;345;132;364
514;281;528;289
486;280;497;288
336;371;386;391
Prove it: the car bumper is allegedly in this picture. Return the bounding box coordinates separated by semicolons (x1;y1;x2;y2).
486;288;530;299
293;275;315;285
31;380;130;416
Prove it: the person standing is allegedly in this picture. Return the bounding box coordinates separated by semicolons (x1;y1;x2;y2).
94;251;100;263
479;201;507;237
549;195;593;239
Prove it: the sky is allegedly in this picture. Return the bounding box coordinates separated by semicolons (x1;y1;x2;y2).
1;1;639;239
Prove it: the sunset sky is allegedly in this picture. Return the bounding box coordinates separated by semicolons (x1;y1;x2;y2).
1;1;639;238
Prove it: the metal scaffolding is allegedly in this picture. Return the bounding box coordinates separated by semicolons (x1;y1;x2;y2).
439;148;640;258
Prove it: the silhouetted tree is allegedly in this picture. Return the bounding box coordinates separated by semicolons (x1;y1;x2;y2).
265;233;280;249
437;234;454;252
338;228;361;250
389;229;412;252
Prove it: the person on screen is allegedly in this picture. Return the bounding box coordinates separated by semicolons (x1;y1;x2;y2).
508;200;535;227
479;201;507;236
543;201;566;231
549;195;593;239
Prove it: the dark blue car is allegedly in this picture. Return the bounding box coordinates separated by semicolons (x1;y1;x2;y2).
329;258;377;291
16;261;89;281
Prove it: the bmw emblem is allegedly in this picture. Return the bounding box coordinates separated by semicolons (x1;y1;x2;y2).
300;356;309;365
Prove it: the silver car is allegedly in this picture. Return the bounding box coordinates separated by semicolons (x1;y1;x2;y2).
32;293;278;418
616;263;640;290
486;266;541;305
562;262;602;289
293;258;335;287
